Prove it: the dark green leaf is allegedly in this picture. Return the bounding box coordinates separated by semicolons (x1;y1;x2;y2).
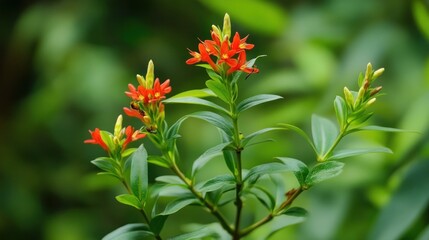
237;94;283;114
276;157;309;186
368;160;429;240
159;196;199;216
205;79;230;103
115;194;142;210
311;115;339;156
130;145;148;201
305;161;344;187
334;96;347;129
417;224;429;240
248;186;276;211
198;174;235;193
191;142;231;177
102;223;152;240
244;162;288;183
329;147;392;160
283;207;308;217
187;111;234;136
149;215;168;236
163;97;229;114
169;224;219;240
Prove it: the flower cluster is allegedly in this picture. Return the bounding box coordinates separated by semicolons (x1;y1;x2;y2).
123;60;172;132
186;14;259;75
84;115;146;156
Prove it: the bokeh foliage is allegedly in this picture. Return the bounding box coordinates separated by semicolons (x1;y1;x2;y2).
0;0;428;239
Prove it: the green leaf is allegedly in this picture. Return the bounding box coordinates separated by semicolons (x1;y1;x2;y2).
168;88;215;99
148;155;170;168
241;127;281;147
413;0;429;41
311;115;338;157
187;111;234;136
355;125;408;132
122;148;137;158
417;224;429;240
163;97;229;114
276;157;309;186
115;194;142;210
198;174;235;193
159;196;199;216
305;161;344;187
244;162;288;184
169;224;219;240
237;94;283;114
248;186;276;211
91;157;118;174
255;215;306;239
278;123;317;153
334;96;347;129
191;142;231;177
368;160;429;240
102;223;153;240
155;175;183;185
99;130;114;151
329;147;393;160
149;215;168;236
283;206;308;217
206;79;230;103
206;68;222;82
130;145;148;201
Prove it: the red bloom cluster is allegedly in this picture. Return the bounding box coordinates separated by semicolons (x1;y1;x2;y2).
186;32;259;75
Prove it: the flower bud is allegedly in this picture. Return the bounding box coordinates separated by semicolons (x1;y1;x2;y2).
365;62;373;81
344;87;355;108
145;60;155;88
211;25;222;39
370;86;382;96
373;68;385;80
222;13;231;39
114;115;123;138
136;74;145;87
365;98;376;108
355;86;366;108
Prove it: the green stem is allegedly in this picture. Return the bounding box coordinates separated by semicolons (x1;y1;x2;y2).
240;187;304;237
319;122;350;162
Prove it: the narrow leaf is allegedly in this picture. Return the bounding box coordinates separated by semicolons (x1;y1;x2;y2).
115;194;142;210
169;225;218;240
91;157;118;174
278;123;317;153
248;186;276;211
311;115;339;156
187;111;234;136
198;174;235;193
244;162;288;183
305;161;344;187
241;127;282;147
130;145;148;201
168;88;215;99
283;207;308;217
102;223;151;240
237;94;283;114
191;142;231;177
163;97;228;114
148;155;170;168
155;175;183;185
334;96;347;129
276;157;309;186
355;125;408;132
329;147;393;160
159;196;199;216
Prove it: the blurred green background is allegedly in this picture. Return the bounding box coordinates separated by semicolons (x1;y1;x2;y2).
1;0;429;239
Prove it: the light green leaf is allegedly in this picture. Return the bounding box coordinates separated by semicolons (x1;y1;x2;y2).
159;196;199;216
241;127;282;147
237;94;283;114
255;215;306;239
155;175;183;185
102;223;153;240
311;115;339;156
305;161;344;187
205;79;230;103
191;142;231;177
276;157;309;186
163;97;229;114
169;224;219;240
168;88;215;99
283;207;308;217
278;123;317;153
147;155;170;168
248;186;276;211
198;174;235;193
334;96;347;129
122;148;137;158
368;160;429;240
413;1;429;40
353;125;407;133
244;162;288;184
187;111;234;136
130;145;148;201
329;147;393;160
91;157;118;174
115;194;142;210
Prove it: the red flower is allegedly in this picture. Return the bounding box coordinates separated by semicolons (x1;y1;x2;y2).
122;126;146;150
125;84;148;102
231;32;254;52
218;37;238;67
84;128;109;151
228;51;259;75
123;107;145;121
150;78;171;102
186;43;218;71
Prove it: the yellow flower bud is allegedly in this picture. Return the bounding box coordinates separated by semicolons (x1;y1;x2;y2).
145;60;155;88
355;86;366;108
136;74;145;87
365;98;376;108
373;68;385;79
211;25;222;38
365;62;373;81
222;13;231;39
114;115;123;138
344;87;355;108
